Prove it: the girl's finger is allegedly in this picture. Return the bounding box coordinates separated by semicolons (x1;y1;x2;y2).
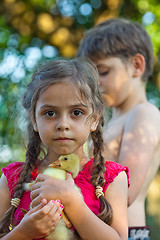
66;173;74;185
31;196;42;208
31;182;41;191
33;200;56;218
30;188;40;200
66;172;73;179
41;198;48;205
28;199;47;215
35;200;62;223
44;201;63;226
36;173;48;182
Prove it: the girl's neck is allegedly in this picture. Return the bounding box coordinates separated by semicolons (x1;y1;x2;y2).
75;146;90;171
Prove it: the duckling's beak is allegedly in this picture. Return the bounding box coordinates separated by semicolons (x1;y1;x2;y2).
49;160;61;168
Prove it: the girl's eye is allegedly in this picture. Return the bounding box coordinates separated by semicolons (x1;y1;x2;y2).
72;110;83;117
45;111;55;117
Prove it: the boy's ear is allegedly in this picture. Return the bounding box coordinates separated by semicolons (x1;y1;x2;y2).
131;54;145;78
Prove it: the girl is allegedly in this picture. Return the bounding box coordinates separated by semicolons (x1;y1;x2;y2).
0;58;129;240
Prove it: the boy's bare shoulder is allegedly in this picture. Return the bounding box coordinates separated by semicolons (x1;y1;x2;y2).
125;102;160;136
128;101;160;120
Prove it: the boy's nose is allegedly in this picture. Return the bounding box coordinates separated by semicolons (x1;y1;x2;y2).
98;77;102;86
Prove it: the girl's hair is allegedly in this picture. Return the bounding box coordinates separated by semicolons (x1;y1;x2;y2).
77;18;153;82
0;58;112;236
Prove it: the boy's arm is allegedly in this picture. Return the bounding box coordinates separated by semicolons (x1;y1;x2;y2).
118;104;160;205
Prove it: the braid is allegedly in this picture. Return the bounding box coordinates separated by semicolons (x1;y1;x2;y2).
91;115;113;225
14;123;41;197
91;116;105;185
0;124;41;236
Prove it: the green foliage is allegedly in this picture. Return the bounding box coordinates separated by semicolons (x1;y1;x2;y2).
0;162;11;177
146;81;160;109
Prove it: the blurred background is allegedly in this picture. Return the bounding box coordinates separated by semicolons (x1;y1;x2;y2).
0;0;160;238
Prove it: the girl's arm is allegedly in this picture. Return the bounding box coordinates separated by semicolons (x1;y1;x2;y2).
31;171;128;240
0;174;11;220
0;174;63;240
0;199;63;240
65;171;128;240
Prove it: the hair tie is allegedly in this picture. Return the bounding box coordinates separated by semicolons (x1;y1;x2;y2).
95;186;104;198
11;198;20;208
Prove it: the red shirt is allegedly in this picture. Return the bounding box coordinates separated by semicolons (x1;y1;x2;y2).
2;159;129;239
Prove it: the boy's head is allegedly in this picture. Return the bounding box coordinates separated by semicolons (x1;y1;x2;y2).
77;18;153;82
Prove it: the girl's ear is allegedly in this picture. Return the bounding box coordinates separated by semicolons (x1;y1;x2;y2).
33;122;38;132
131;53;145;78
90;113;101;132
29;112;39;132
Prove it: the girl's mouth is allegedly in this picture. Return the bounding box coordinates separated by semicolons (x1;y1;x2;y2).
55;137;72;141
56;137;70;140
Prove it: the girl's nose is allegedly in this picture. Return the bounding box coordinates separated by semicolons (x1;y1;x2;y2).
56;116;70;131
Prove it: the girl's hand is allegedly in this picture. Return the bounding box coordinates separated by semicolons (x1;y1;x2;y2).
16;199;63;239
31;173;75;208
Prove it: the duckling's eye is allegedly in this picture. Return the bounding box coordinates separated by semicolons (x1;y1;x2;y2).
64;157;68;161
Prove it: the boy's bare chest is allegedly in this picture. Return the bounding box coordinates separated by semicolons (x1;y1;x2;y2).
103;116;126;162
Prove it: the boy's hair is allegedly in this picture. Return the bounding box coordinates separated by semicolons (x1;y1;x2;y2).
0;58;112;237
77;18;153;81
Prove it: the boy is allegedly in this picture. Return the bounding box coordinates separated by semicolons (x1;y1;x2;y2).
77;18;160;239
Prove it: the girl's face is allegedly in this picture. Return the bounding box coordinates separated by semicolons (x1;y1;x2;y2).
33;81;99;159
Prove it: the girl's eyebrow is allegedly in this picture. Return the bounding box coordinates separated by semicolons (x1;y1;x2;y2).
39;103;89;109
70;103;89;108
40;104;55;109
